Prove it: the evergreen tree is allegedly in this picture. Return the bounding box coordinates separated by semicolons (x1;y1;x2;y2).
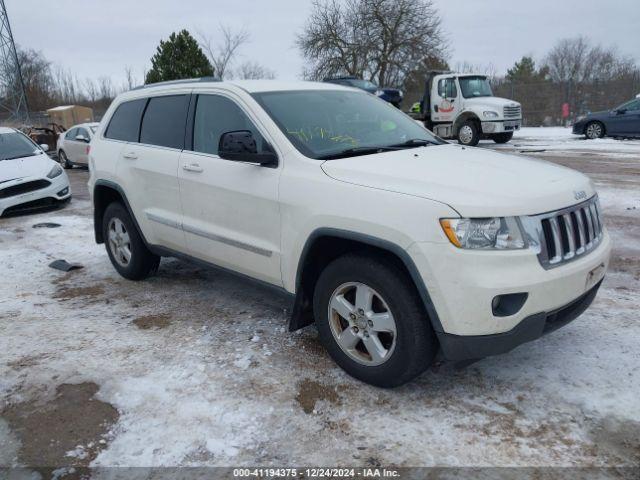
145;30;214;84
506;56;539;83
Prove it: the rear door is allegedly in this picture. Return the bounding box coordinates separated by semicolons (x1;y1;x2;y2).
111;93;190;251
62;128;78;159
178;92;282;286
74;127;91;165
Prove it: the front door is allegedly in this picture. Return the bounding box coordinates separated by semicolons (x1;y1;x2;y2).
178;93;282;286
431;76;460;123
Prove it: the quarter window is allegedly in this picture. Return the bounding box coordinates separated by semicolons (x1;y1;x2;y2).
105;99;147;142
140;95;190;149
192;94;265;156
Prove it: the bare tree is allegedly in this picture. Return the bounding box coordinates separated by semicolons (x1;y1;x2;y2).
297;0;447;86
235;61;276;80
123;66;138;90
199;25;250;79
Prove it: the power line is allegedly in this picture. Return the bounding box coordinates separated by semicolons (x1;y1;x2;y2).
0;0;29;124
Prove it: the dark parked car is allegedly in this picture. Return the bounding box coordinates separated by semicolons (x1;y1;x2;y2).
573;96;640;139
322;76;403;107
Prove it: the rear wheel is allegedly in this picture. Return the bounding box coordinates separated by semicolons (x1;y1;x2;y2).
102;202;159;280
491;132;513;144
59;150;72;169
457;120;480;146
585;121;605;139
313;254;437;388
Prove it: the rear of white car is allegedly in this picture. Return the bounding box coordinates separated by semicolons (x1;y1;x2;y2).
57;122;99;168
0;127;71;216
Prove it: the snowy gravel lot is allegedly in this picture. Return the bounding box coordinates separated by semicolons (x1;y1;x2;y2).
1;128;639;472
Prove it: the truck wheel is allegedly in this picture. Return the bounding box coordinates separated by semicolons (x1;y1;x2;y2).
585;121;605;139
458;120;480;146
313;254;437;388
102;202;160;280
491;132;513;144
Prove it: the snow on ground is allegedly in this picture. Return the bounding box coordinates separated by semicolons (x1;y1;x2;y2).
1;137;639;470
480;127;640;157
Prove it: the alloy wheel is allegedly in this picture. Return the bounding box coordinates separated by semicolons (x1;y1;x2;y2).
108;218;132;267
327;282;397;366
586;123;603;139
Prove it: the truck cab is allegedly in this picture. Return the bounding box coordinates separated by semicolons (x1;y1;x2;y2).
416;72;522;146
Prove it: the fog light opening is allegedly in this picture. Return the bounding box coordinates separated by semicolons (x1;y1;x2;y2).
492;292;528;317
57;187;69;196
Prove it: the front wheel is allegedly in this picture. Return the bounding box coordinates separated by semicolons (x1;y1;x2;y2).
457;120;480;146
313;254;437;388
59;150;72;169
102;202;160;280
491;132;513;144
585;121;605;139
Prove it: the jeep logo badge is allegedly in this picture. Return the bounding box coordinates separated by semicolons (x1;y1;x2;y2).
574;190;587;200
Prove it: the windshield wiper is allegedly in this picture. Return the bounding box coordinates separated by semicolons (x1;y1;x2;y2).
318;146;400;160
389;138;440;148
1;152;40;161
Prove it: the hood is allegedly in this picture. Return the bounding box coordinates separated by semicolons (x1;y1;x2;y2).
464;96;519;110
0;153;55;183
320;144;594;217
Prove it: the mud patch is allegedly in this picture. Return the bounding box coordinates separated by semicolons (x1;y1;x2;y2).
1;382;118;468
53;285;105;301
588;416;640;465
295;379;340;414
7;353;51;370
133;314;172;330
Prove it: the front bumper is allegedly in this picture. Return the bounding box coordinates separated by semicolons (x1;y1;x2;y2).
0;173;71;216
481;120;521;134
438;279;602;361
409;231;610;336
572;122;586;135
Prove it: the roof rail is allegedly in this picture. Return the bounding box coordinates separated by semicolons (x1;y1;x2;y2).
132;77;221;90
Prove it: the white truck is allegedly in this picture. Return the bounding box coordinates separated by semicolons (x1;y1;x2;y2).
411;71;522;146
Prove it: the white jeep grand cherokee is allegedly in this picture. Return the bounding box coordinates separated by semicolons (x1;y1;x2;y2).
89;79;611;387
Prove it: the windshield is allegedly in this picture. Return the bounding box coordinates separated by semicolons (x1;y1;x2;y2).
252;90;443;159
348;79;378;92
459;76;493;98
0;132;42;161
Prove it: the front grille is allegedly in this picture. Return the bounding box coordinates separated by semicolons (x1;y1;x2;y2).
536;196;603;268
503;105;521;119
0;179;51;199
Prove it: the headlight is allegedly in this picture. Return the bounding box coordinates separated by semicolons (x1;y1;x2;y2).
47;164;63;179
575;115;586;123
483;111;499;119
440;217;526;250
375;89;384;96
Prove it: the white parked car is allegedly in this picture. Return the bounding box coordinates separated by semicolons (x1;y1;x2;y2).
57;122;99;168
89;80;611;387
0;127;71;216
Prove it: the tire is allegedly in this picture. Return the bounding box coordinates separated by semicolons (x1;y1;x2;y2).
59;150;72;169
313;254;437;388
585;121;605;139
457;120;480;146
491;132;513;144
102;202;160;280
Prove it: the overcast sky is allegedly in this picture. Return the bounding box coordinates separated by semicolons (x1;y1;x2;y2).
7;0;640;87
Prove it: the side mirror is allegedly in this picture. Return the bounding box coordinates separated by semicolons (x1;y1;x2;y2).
218;130;277;167
40;143;50;152
75;134;88;142
615;108;627;115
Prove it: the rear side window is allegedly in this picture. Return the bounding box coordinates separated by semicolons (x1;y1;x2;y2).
65;128;78;140
105;99;147;142
140;95;190;149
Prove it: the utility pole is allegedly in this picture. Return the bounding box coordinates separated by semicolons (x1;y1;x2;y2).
0;0;29;124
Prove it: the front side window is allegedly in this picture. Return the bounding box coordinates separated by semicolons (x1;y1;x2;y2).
105;98;147;142
65;128;78;140
459;76;493;98
140;95;190;149
0;132;42;161
252;89;442;160
618;99;640;111
438;78;457;98
192;94;266;156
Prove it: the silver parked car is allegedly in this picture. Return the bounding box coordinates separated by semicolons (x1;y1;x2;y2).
57;122;99;168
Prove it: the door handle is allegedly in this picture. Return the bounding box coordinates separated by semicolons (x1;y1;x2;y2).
122;151;138;160
183;163;203;173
